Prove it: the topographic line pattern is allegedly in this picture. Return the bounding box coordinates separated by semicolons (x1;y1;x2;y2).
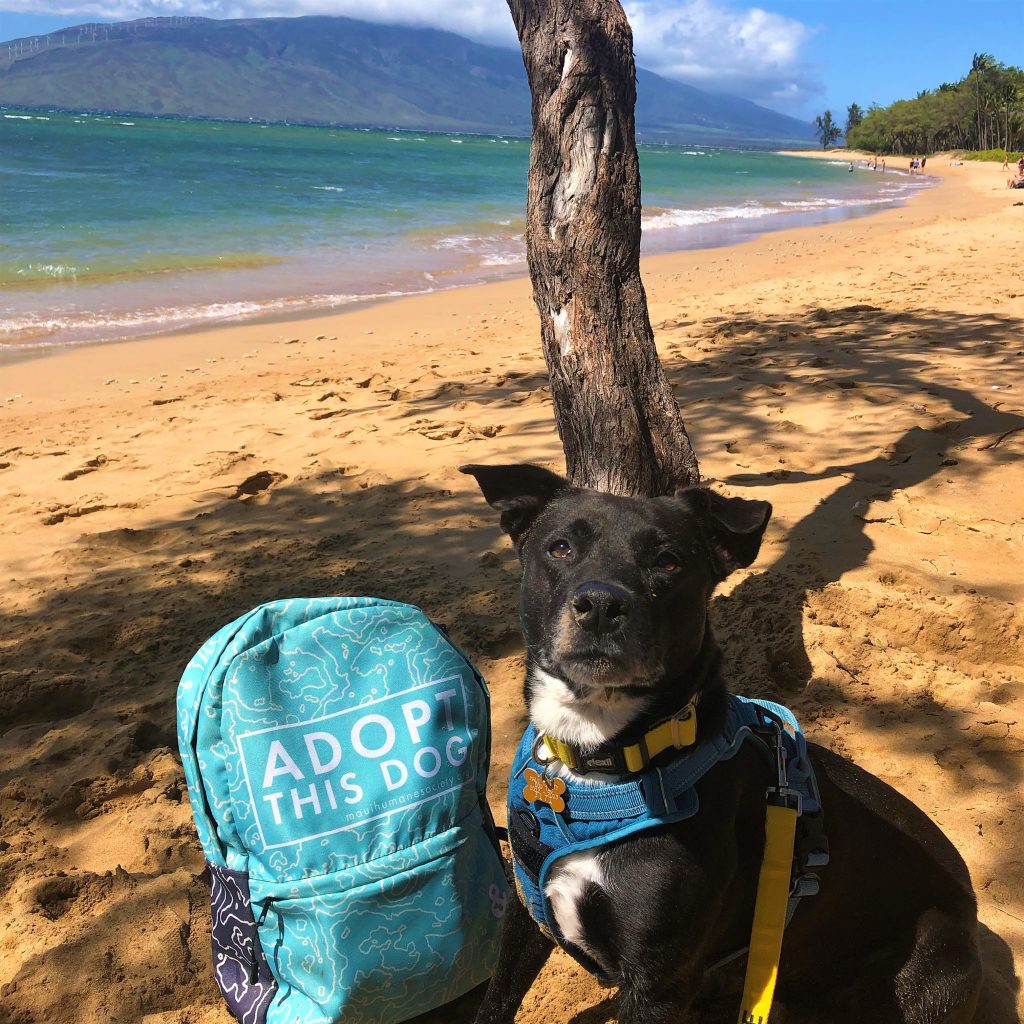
209;863;278;1024
178;596;507;1024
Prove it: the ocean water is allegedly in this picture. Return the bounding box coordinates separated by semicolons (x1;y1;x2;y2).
0;110;929;356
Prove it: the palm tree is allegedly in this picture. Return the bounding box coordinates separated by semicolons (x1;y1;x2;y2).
971;52;996;148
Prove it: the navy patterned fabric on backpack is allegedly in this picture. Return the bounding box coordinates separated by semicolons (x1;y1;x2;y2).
177;597;508;1024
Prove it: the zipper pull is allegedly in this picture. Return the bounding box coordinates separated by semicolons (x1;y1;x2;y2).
250;897;277;984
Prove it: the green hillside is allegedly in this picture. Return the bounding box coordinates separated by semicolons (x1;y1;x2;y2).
0;15;815;146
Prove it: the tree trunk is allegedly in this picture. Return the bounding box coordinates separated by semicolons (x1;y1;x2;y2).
506;0;700;497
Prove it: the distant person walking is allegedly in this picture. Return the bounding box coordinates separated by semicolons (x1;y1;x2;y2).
921;156;927;170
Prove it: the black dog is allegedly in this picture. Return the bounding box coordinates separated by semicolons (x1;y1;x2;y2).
462;463;981;1024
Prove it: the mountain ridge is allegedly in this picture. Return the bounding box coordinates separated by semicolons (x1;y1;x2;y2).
0;15;815;146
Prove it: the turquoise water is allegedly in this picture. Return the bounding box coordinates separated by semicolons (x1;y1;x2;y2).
0;109;928;354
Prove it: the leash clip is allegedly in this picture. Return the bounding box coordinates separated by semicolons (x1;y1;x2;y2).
764;719;802;814
767;786;803;815
772;721;789;787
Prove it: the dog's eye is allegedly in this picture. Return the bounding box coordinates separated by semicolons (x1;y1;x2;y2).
548;540;573;559
653;551;682;572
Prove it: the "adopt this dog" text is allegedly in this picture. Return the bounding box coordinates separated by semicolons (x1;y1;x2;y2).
237;676;474;848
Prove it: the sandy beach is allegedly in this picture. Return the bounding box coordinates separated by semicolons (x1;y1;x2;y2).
1;153;1022;1023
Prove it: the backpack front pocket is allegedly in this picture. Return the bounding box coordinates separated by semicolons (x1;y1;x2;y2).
249;812;506;1024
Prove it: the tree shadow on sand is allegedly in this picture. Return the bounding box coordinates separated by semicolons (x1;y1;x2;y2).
662;305;1023;773
0;305;1021;1022
697;312;1023;688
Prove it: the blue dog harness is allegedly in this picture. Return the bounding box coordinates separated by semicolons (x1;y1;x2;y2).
507;694;827;980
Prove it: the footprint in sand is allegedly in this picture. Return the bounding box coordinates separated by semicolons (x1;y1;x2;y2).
724;439;785;469
723;438;816;474
31;875;96;921
774;420;805;434
423;381;469;400
896;506;945;535
42;502;114;525
737;382;786;401
205;451;256;476
383;372;446;403
2;673;98;736
315;422;379;440
60;454;109;481
506;386;551;406
878;439;916;465
232;470;287;499
466;424;506;439
415;421;464;441
491;370;545;389
70;527;178;564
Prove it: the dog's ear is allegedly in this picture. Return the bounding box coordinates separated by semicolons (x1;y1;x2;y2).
460;464;570;546
676;487;772;578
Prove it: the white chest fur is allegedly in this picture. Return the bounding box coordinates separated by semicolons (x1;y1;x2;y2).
529;666;647;748
544;848;608;960
530;667;642;961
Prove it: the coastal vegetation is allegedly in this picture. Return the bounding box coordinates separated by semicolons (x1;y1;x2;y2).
962;149;1023;163
845;103;865;136
846;53;1024;155
813;110;842;150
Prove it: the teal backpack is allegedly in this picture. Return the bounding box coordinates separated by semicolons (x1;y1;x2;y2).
177;597;508;1024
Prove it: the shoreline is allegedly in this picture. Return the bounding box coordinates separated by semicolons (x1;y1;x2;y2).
2;147;1023;1023
3;161;942;383
0;134;924;364
0;190;916;370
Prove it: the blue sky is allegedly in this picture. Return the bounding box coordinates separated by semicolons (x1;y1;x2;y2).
0;1;1020;121
766;1;1022;115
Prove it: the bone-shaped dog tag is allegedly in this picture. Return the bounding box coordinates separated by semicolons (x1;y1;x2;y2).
523;767;567;814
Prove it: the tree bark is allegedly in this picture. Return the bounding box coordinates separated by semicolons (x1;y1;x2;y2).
507;0;700;497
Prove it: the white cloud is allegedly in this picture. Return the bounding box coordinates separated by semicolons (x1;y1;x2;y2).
626;0;823;113
3;0;823;113
1;0;519;42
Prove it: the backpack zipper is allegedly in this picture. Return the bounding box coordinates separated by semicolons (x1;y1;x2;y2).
250;896;278;983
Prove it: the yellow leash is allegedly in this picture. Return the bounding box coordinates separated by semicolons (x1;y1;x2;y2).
737;801;799;1024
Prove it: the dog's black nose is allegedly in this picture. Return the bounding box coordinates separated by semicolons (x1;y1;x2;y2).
571;582;631;635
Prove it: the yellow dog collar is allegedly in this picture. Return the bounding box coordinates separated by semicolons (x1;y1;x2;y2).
542;697;699;775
